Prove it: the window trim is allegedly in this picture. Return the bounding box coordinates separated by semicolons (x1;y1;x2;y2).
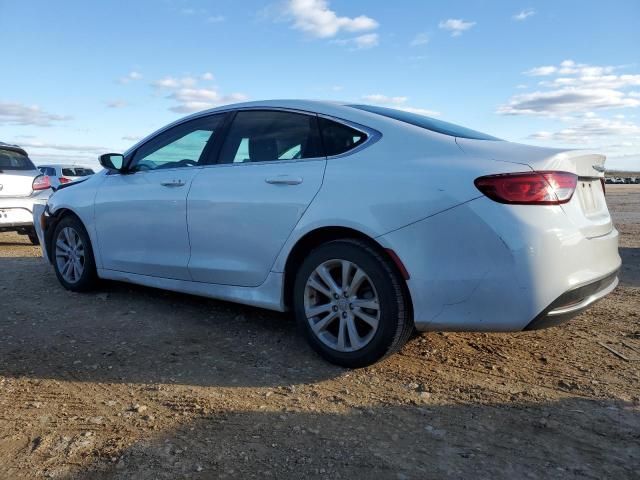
120;106;381;172
316;113;380;159
123;112;229;174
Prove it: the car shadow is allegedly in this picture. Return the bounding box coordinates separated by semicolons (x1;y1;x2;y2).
619;247;640;288
56;397;640;479
0;256;343;388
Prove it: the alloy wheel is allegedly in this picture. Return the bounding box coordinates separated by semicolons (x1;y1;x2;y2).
304;259;380;352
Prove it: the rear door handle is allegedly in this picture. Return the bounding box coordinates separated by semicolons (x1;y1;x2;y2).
160;180;186;187
265;175;303;185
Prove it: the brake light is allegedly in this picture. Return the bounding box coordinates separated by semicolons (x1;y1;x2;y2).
32;175;51;191
474;171;577;205
59;177;71;184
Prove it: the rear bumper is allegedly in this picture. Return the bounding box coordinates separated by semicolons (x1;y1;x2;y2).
0;193;48;230
524;270;619;330
379;197;621;332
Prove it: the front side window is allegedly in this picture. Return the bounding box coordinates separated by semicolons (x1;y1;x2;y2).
130;114;225;171
219;110;323;164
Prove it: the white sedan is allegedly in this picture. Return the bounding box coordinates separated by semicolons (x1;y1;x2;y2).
34;100;621;367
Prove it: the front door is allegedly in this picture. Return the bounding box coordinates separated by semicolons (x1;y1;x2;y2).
94;114;226;280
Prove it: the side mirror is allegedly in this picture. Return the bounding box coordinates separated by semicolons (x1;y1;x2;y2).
99;153;125;171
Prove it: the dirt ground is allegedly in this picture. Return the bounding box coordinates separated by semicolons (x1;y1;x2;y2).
1;185;639;479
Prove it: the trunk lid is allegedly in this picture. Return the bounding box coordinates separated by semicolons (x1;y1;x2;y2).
457;139;613;239
0;170;37;197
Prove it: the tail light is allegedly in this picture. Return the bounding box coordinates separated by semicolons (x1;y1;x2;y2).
58;177;71;184
32;175;51;191
474;171;577;205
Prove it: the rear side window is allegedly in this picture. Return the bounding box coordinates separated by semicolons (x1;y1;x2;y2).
219;110;323;163
319;117;367;156
349;104;500;141
0;149;36;171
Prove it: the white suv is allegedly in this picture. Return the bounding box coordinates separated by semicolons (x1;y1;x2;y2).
38;164;95;188
0;142;51;243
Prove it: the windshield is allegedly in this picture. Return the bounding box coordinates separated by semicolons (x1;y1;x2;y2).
0;148;37;171
349;104;500;141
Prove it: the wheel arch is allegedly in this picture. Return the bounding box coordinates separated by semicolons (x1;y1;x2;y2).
282;226;413;318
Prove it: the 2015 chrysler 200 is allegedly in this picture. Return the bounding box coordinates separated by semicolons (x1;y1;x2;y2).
34;100;621;367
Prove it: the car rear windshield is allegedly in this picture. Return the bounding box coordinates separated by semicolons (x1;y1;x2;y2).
0;148;36;171
349;104;500;141
61;167;95;176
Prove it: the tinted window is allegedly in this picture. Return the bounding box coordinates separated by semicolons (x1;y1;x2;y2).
0;149;36;171
349;104;500;141
219;110;323;164
61;167;95;176
131;114;225;171
319;117;367;156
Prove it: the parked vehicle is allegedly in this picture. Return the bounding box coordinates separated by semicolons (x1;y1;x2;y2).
33;100;621;367
0;142;51;244
38;164;95;188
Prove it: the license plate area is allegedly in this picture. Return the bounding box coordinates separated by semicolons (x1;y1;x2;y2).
576;179;602;215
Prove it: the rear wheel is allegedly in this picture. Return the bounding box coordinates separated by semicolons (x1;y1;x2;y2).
293;239;412;368
52;215;97;292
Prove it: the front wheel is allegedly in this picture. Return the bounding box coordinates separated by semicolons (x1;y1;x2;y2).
293;239;413;368
52;215;98;292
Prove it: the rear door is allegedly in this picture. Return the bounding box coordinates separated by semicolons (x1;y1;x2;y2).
0;148;37;197
187;109;326;286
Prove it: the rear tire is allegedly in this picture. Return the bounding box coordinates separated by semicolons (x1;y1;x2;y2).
52;215;98;292
293;239;412;368
27;229;39;245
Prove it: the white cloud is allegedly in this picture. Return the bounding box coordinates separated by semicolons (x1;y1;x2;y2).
152;76;198;89
122;135;142;142
0;101;70;126
438;19;475;37
501;60;640;117
529;117;640;144
206;15;226;23
106;99;128;108
362;94;408;105
361;94;440;116
410;32;429;47
498;87;640;116
17;140;108;153
525;65;557;76
201;72;215;81
353;33;379;49
118;71;143;84
513;8;535;21
287;0;378;38
169;88;248;113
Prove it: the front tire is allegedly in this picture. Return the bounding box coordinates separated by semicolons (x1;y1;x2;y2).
52;215;97;292
293;239;412;368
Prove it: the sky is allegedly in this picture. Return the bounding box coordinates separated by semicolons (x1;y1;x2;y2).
1;0;639;170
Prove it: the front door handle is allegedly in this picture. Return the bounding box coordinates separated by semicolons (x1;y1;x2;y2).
160;180;186;187
265;175;303;185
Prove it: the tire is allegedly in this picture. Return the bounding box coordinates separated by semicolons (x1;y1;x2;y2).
51;215;98;292
293;239;413;368
27;229;39;245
